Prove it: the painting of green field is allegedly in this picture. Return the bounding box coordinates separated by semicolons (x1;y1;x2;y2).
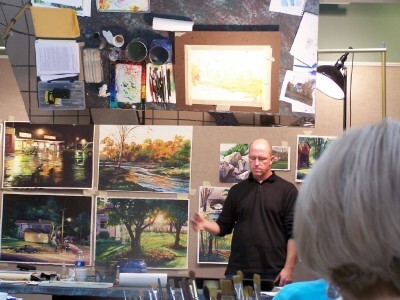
271;145;290;171
95;197;188;270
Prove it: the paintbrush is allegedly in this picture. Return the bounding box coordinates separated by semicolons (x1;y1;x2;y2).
253;274;262;300
203;285;210;300
208;286;218;300
232;275;244;300
166;278;175;300
158;277;165;300
220;279;235;300
151;282;159;300
189;270;199;300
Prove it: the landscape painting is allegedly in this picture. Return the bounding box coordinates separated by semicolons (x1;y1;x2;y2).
0;193;93;265
185;45;272;111
98;125;192;193
272;145;290;171
95;197;189;270
296;135;336;182
219;143;249;183
198;186;231;264
2;122;94;189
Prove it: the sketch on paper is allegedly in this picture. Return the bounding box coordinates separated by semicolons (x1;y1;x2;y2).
0;193;93;265
272;146;291;171
185;45;272;110
95;197;188;270
296;135;336;182
98;125;192;193
198;186;231;264
219;143;249;183
2;122;94;189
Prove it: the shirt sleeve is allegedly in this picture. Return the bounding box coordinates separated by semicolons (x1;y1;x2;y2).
215;185;238;236
283;183;298;240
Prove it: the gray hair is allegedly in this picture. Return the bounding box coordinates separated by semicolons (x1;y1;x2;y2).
294;120;400;297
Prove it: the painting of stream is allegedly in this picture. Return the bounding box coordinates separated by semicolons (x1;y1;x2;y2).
98;125;193;193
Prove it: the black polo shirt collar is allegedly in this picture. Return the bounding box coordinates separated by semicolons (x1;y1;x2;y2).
248;171;277;184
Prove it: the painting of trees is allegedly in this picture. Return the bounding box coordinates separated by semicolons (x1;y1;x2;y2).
296;135;336;182
0;193;92;264
98;125;193;193
197;186;232;264
96;197;188;269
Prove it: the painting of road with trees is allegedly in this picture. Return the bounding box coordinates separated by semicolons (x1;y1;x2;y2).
98;125;192;193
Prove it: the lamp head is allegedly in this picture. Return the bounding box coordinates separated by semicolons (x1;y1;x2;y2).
316;65;345;99
316;47;352;100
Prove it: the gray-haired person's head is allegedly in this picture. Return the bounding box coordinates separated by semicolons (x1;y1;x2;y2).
294;120;400;299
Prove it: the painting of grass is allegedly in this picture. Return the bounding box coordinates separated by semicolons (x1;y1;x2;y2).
0;193;93;265
95;197;189;270
98;125;192;193
271;145;290;171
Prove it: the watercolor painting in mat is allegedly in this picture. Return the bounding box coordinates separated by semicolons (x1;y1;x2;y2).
95;197;188;270
296;135;336;182
219;143;249;183
198;186;232;264
98;125;192;193
2;122;94;189
0;193;93;265
185;45;272;111
97;0;149;12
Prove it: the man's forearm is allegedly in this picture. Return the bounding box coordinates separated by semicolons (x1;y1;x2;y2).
284;239;297;271
203;220;221;235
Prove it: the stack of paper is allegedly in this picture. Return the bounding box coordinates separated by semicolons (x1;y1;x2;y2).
35;39;80;81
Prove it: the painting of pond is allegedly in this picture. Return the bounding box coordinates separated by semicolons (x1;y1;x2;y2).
98;125;193;193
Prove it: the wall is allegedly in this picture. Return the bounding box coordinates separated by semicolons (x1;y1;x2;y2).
0;2;400;295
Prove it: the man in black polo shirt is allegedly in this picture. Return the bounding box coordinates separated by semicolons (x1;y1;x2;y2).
191;138;298;286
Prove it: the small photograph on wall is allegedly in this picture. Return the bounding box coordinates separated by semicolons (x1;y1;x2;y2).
219;143;249;183
198;186;231;264
271;146;290;171
280;70;315;114
0;193;93;265
95;197;189;270
2;122;94;189
98;125;192;193
296;135;336;182
146;63;176;110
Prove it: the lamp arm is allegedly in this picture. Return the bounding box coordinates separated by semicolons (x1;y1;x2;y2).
318;47;387;119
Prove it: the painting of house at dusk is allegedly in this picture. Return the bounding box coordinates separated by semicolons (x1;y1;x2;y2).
98;125;192;193
95;197;189;270
0;193;93;265
2;122;94;189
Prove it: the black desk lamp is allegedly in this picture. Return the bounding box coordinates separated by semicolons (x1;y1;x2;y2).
316;48;351;130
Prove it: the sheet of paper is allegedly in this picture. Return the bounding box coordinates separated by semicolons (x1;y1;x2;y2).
31;6;80;38
290;12;318;66
32;0;91;17
153;17;194;32
35;40;80;76
269;0;306;16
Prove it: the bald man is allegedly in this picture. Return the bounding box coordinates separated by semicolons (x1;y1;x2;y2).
191;139;298;286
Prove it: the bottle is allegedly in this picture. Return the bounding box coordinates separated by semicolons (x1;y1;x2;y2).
75;250;86;268
60;262;67;279
74;250;87;282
